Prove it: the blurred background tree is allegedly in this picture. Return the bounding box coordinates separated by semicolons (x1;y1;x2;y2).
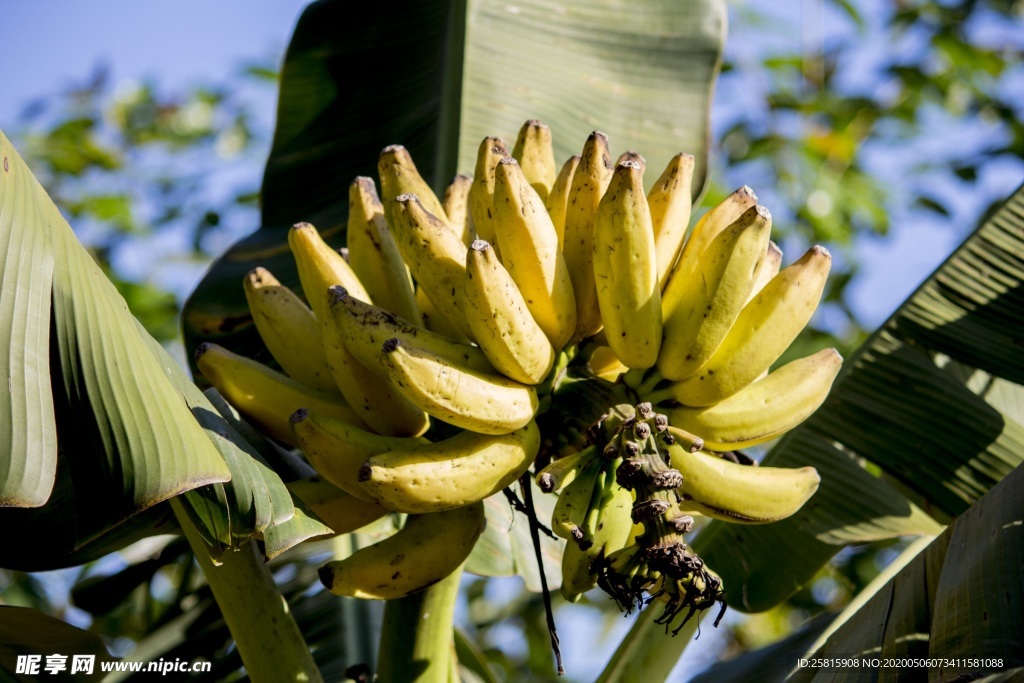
1;0;1021;680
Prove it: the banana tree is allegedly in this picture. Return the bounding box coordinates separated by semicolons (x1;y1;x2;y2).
2;1;1022;682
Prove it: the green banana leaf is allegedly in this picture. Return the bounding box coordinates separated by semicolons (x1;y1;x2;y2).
599;183;1024;680
0;606;115;682
0;129;317;568
182;0;726;376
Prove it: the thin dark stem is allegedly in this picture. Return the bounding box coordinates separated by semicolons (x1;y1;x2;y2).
519;473;564;676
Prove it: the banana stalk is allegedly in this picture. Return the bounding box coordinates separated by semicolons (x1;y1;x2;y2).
171;499;323;683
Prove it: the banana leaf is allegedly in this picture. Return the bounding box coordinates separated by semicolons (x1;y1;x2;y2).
599;183;1024;680
182;0;727;374
0;606;115;682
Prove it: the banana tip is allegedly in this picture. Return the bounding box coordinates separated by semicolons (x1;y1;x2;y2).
382;337;401;353
357;463;372;482
194;343;211;361
290;408;308;424
317;564;335;591
470;239;491;252
291;221;314;232
328;285;348;306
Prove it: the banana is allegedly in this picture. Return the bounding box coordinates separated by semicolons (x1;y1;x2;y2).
563;131;614;339
535;444;598;493
647;153;695;291
492;157;577;348
287;477;391;535
511;119;557;201
243;267;338;394
668;245;832;407
667;444;820;523
551;455;603;541
347;176;421;324
319;291;431;437
195;342;368;445
588;344;629;383
379;338;538;435
290;408;429;501
468;136;511;247
377;144;449;228
358;421;541;513
390;194;476;341
616;151;646;173
289;222;371;320
415;283;469;342
545;155;580;249
593;160;662;369
662;348;842;450
561;467;635;601
319;503;485;600
463;240;555;384
747;240;782;305
657;205;772;381
661;186;758;317
327;286;494;375
443;173;475;246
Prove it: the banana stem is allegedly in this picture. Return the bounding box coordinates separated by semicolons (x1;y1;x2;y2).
376;565;462;683
596;606;699;683
171;499;323;683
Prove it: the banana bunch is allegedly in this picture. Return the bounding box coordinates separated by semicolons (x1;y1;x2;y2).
194;119;841;614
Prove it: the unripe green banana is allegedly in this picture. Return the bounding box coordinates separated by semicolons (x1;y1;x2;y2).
319;290;430;437
327;286;494;375
593;161;662;369
379;338;538;435
661;186;758;317
377;144;449;229
545;155;580;250
319;503;485;600
358;421;541;513
463;240;555;384
390;194;476;341
657;205;772;381
442;173;475;246
563;131;614;339
290;408;429;502
289;222;371;320
511;119;557;201
468;136;510;248
667;445;820;523
287;477;391;535
669;245;832;407
662;348;842;450
551;455;603;541
243;267;337;394
195;343;368;445
535;444;598;493
347;176;421;325
492;157;577;348
647;153;696;291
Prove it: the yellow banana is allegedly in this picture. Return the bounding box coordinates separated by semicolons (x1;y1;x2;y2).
545;155;580;250
195;343;367;445
551;455;603;541
593;160;662;369
319;292;430;437
468;136;510;247
535;444;599;493
463;240;555;385
662;348;842;450
319;503;485;600
289;222;371;320
492;157;577;348
327;286;493;375
661;186;758;317
379;338;538;435
415;284;469;342
443;173;475;246
657;205;772;381
390;194;475;341
377;143;449;228
563;131;614;339
667;445;820;523
647;153;695;291
747;240;783;305
287;477;391;535
511;119;557;201
358;422;541;513
588;344;629;383
290;408;429;501
669;245;832;407
243;267;337;394
347;176;421;324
